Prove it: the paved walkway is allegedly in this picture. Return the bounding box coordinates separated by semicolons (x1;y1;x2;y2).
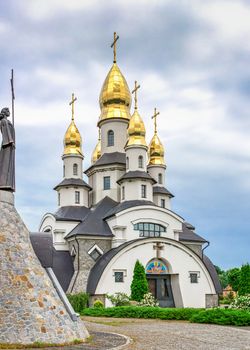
83;316;250;350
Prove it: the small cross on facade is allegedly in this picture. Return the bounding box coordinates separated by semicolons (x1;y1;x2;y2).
69;93;77;121
152;107;160;134
153;242;164;259
131;80;141;110
111;32;119;63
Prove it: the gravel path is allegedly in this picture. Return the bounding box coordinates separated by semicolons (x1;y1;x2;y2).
83;316;250;350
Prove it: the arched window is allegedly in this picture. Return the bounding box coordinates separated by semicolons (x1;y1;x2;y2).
133;222;166;237
158;173;163;184
126;157;129;169
73;163;78;176
138;155;143;168
107;130;114;146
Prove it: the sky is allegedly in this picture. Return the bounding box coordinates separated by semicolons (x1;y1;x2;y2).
0;0;249;270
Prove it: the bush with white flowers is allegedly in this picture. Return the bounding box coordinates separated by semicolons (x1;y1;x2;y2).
229;294;250;311
138;292;159;307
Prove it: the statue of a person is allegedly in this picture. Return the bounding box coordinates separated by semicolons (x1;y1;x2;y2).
0;107;15;192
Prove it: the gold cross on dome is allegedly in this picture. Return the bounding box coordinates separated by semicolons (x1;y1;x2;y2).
153;242;164;259
111;32;119;63
69;93;77;121
132;80;141;110
152;107;160;134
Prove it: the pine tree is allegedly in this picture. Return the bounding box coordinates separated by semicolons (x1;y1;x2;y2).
130;260;148;301
238;263;250;296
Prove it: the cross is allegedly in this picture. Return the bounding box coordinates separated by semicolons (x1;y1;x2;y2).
131;81;141;110
151;107;160;134
111;32;119;63
69;93;77;121
153;242;164;259
10;69;15;126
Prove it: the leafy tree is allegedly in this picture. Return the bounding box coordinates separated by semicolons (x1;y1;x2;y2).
238;263;250;296
214;265;228;289
130;260;148;301
227;268;241;291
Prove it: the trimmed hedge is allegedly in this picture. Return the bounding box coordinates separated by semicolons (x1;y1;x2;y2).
190;308;250;326
81;306;250;326
81;306;201;320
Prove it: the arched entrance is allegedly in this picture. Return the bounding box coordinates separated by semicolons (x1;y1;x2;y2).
146;259;175;307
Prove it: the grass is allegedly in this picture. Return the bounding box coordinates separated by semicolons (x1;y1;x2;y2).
0;339;85;349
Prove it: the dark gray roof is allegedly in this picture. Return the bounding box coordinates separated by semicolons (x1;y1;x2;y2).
117;171;157;184
85;152;126;173
153;186;174;198
54;206;90;222
87;237;221;295
104;200;157;219
179;223;207;243
30;232;74;292
66;196;118;238
54;178;91;191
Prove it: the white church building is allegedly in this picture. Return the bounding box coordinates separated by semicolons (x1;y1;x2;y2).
36;35;221;308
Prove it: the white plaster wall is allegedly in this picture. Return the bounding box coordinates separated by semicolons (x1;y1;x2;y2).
147;165;166;186
95;238;216;308
63;154;83;179
90;168;125;205
107;206;183;244
125;147;148;172
101;120;128;154
153;194;171;210
58;187;89;207
120;179;153;202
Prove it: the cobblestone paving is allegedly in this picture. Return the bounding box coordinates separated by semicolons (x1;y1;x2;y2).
83;317;250;350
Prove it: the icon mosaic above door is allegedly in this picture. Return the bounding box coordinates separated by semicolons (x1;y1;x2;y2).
146;259;167;274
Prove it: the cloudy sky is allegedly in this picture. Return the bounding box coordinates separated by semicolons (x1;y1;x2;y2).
0;0;249;269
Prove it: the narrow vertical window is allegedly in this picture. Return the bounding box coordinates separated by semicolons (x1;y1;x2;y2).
75;191;80;204
103;176;111;190
138;155;143;168
141;184;147;198
161;199;165;208
122;186;125;200
126;157;129;169
63;165;65;177
73;163;78;176
158;173;163;184
107;130;114;146
58;193;60;206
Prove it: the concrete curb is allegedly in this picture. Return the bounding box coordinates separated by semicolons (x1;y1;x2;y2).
106;332;132;349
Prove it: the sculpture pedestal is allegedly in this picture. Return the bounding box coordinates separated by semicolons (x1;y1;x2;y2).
0;192;89;344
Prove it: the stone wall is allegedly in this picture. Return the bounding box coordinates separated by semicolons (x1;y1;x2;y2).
67;237;111;294
0;195;89;344
205;294;219;308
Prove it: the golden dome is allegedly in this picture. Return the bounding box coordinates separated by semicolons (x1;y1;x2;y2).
148;133;165;166
98;63;131;124
126;110;147;148
91;130;101;164
63;119;83;156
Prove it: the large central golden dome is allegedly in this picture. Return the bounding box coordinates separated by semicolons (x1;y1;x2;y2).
98;63;131;124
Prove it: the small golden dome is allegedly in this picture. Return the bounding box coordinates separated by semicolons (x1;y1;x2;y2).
148;133;165;166
98;63;131;124
91;130;101;164
63;119;83;156
126;110;147;148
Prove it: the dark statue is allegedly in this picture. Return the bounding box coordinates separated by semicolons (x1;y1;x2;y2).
0;107;15;192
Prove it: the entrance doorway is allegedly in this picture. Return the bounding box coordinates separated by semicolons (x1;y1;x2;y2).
147;275;175;307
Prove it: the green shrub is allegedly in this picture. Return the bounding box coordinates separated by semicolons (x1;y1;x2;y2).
229;294;250;311
67;292;89;312
107;292;130;306
190;308;250;326
138;292;159;307
93;300;104;308
238;264;250;296
130;260;148;302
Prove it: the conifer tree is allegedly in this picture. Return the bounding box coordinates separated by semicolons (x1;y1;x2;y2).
238;263;250;296
130;260;148;301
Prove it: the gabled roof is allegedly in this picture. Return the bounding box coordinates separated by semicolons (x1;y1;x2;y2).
54;206;90;222
54;178;91;191
85;152;126;173
153;186;174;198
66;196;118;238
104;200;157;219
117;171;157;185
179;223;207;243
